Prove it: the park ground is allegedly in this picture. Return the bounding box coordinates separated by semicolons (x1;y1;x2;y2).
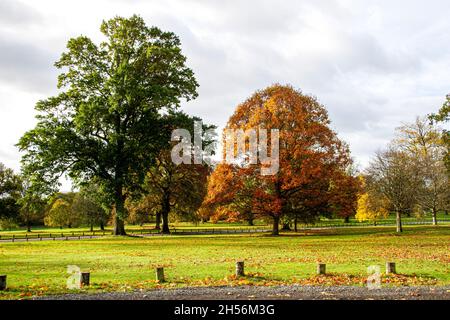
0;225;449;299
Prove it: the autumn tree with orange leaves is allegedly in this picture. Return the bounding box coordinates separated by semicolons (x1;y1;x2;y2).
328;169;361;223
204;85;356;235
204;164;259;225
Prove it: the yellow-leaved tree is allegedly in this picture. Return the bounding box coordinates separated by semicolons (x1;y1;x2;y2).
44;198;73;228
355;176;389;225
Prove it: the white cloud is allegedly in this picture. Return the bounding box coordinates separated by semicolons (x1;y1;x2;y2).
0;0;449;188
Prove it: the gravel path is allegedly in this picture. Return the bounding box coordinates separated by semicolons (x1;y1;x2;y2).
37;285;450;300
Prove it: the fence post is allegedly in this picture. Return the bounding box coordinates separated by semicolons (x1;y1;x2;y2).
236;261;245;277
0;275;6;290
80;272;90;286
156;267;165;282
386;262;396;274
317;263;326;275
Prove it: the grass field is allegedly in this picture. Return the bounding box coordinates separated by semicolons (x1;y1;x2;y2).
1;212;449;236
0;225;449;299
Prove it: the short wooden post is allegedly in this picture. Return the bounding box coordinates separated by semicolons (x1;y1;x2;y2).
236;261;245;277
80;272;90;286
386;262;396;274
0;275;6;290
317;263;326;275
155;267;165;282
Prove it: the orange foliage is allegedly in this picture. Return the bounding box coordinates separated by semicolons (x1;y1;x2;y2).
204;84;356;234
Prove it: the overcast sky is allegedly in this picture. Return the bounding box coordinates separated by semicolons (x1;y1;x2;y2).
1;0;449;183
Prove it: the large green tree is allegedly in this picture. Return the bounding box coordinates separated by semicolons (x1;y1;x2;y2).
17;178;46;232
18;15;198;235
0;163;22;222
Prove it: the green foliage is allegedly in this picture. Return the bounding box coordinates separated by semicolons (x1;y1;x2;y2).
0;217;19;231
17;178;47;231
17;15;199;235
127;111;216;232
44;198;74;228
0;163;22;221
72;185;109;229
430;94;450;173
430;94;450;123
44;192;81;228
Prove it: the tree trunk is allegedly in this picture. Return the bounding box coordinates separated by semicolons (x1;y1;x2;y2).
396;211;402;233
432;208;438;226
161;212;170;234
113;215;126;235
161;196;170;234
100;221;105;231
26;222;31;233
344;216;350;223
445;210;448;215
113;186;127;236
247;218;254;226
155;211;161;230
294;217;298;232
90;223;93;232
272;215;280;236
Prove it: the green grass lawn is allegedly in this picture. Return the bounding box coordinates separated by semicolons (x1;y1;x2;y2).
0;225;449;299
0;221;270;236
1;212;448;236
